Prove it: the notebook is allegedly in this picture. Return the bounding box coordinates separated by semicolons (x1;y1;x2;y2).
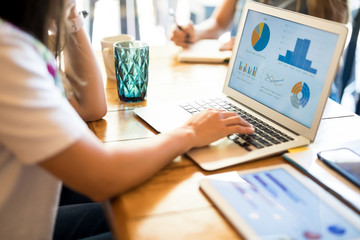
134;2;348;171
177;39;232;63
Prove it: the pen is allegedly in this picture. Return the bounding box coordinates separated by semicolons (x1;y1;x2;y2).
169;8;191;44
81;10;88;19
169;8;183;31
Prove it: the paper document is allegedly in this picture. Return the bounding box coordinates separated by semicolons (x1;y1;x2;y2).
177;39;232;63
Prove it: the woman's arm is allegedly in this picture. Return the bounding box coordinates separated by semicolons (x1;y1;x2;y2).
40;109;254;202
63;6;107;121
194;0;238;40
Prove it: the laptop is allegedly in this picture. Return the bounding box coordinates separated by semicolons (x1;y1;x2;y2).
135;1;348;171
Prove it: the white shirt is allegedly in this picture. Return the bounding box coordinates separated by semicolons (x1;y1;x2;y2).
0;20;90;239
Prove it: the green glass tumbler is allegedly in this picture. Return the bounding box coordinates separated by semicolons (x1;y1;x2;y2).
114;41;149;102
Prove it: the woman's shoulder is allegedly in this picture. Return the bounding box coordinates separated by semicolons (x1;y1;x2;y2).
0;18;57;66
0;19;38;48
0;19;47;69
0;19;57;83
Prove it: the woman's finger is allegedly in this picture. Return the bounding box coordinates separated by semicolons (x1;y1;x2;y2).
222;115;252;127
225;124;255;135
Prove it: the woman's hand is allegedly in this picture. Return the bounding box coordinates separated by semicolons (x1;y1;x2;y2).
66;0;78;18
62;0;107;121
219;37;235;51
170;23;196;48
182;109;254;148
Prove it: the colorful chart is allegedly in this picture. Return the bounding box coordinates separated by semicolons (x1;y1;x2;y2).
239;61;258;77
290;82;310;109
278;38;317;74
251;23;270;52
264;73;284;86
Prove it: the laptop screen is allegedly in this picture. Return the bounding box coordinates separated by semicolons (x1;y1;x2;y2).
228;10;339;128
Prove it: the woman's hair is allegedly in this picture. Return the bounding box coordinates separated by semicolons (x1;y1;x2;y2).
297;0;349;24
0;0;66;57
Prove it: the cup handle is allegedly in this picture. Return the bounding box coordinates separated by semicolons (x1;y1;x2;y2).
103;47;113;67
102;47;116;79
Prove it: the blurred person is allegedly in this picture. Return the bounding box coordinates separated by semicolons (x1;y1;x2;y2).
170;0;349;51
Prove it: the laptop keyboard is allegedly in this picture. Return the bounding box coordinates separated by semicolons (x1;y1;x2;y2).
179;98;294;151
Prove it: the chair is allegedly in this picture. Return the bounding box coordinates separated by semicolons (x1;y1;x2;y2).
338;8;360;114
87;0;140;41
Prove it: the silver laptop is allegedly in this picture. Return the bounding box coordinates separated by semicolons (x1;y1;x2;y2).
135;2;348;171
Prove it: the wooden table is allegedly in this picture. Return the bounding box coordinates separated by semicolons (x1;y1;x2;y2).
89;43;360;240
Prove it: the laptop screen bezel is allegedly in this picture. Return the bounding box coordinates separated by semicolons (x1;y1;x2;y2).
222;2;348;141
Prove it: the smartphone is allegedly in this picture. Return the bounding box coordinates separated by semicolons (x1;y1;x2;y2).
317;148;360;188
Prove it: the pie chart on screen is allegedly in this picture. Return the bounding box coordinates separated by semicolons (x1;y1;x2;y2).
251;22;270;51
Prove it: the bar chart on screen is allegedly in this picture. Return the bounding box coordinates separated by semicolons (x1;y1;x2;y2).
239;61;258;77
278;38;317;74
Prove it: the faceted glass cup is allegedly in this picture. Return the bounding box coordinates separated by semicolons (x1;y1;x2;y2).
114;41;149;102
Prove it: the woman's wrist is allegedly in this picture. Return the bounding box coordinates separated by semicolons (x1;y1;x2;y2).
67;11;85;33
174;125;197;152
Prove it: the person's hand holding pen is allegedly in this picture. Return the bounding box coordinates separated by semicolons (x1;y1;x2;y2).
170;23;196;48
168;9;234;51
169;0;239;52
169;8;195;48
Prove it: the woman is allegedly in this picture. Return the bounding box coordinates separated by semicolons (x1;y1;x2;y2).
0;0;254;239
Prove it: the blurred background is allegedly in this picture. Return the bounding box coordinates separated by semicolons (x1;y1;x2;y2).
76;0;359;49
76;0;360;113
76;0;301;49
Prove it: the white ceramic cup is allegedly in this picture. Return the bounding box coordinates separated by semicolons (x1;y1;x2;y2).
101;34;135;80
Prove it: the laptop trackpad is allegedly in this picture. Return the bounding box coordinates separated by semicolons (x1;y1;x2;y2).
134;105;192;133
187;138;255;171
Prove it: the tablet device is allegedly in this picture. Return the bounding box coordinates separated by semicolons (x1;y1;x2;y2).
318;148;360;188
199;164;360;240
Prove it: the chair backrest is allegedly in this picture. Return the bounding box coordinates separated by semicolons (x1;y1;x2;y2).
339;8;360;114
87;0;141;42
352;9;360;114
120;0;140;40
340;9;360;99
